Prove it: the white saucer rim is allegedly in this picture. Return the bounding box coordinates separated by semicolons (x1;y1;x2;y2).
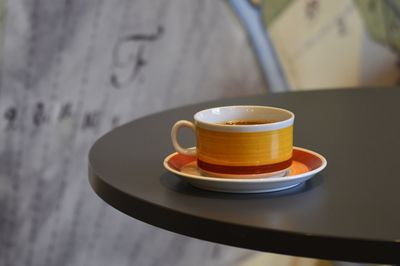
163;146;327;183
191;182;302;193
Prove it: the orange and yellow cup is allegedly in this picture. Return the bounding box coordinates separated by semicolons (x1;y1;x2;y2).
171;106;294;177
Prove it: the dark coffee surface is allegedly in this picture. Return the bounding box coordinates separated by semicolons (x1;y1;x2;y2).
220;119;277;125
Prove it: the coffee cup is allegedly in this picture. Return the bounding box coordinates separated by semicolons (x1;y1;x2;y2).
171;106;294;177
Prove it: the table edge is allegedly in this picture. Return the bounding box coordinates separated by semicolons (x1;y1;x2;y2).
88;163;400;264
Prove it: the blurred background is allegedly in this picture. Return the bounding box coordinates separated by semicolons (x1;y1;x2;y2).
0;0;397;265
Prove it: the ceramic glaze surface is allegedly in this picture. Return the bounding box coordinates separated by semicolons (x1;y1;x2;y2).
196;126;293;170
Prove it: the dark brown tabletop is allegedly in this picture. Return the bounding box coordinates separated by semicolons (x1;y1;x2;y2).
89;88;400;264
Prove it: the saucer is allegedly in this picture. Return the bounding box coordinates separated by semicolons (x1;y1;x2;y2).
163;147;327;193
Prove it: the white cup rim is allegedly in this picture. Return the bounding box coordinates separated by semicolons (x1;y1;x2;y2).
194;105;294;132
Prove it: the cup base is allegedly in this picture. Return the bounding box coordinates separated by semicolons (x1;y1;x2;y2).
197;158;292;178
199;167;289;179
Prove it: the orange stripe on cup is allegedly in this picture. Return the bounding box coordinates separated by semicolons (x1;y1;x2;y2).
198;158;292;175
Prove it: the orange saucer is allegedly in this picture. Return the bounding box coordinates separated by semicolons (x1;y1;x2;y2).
163;147;327;193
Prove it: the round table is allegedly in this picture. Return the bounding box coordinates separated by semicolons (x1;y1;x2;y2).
88;88;400;264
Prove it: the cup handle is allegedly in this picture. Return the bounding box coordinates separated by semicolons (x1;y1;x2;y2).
171;120;197;156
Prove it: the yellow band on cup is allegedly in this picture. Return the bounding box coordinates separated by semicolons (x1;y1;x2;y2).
196;125;293;167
